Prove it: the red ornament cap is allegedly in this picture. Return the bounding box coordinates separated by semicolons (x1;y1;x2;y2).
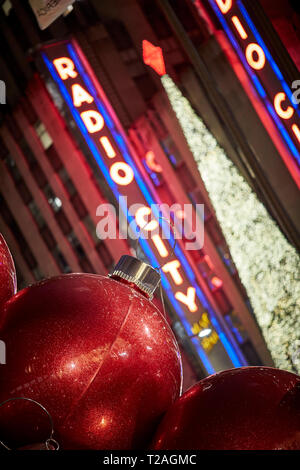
142;39;166;76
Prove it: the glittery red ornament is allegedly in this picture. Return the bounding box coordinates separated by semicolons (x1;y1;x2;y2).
152;367;300;450
0;257;182;450
0;233;17;312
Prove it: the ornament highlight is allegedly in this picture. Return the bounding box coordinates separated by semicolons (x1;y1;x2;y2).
0;233;17;313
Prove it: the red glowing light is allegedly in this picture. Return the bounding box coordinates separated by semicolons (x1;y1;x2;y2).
211;276;223;288
231;16;248;39
145;150;162;173
53;57;78;80
175;287;198;313
245;43;266;70
274;92;294;120
216;0;232;14
142;40;166;76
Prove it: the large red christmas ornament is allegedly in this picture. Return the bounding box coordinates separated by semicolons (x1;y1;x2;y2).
152;367;300;450
0;256;182;449
0;233;17;310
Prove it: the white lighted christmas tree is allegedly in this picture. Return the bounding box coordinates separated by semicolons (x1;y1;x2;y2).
161;74;300;374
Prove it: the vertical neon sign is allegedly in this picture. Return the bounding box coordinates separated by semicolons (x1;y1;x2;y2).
194;0;300;187
41;39;247;374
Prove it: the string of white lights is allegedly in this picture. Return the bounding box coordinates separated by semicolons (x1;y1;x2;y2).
162;74;300;374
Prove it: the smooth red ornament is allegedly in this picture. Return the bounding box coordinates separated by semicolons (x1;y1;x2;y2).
0;233;17;311
151;367;300;450
0;273;182;449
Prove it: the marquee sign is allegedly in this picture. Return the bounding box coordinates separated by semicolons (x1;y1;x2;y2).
40;39;247;374
195;0;300;186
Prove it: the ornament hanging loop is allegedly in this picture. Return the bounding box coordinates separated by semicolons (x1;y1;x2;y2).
0;397;59;450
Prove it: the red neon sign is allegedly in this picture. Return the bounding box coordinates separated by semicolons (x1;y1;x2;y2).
142;40;166;77
196;0;300;187
40;40;246;372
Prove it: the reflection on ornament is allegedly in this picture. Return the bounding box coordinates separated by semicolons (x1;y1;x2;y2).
0;233;17;314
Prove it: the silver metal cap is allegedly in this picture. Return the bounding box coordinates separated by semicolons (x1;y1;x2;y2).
109;255;160;299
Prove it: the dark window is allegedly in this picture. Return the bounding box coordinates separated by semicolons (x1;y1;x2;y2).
40;225;56;251
73;1;99;26
4;154;22;183
18;179;32;205
20;99;38;125
68;231;95;272
70;193;88;219
96;241;114;269
68;232;86;259
28;201;45;229
0;193;37;270
79;258;94;273
45;145;63;172
0;136;8;159
6;115;22;141
52;247;71;273
55;209;72;235
0;194;13;225
22;246;37;270
31;161;47;188
83;214;98;243
59;168;76;196
44;184;56;202
19;138;36;165
290;0;300;14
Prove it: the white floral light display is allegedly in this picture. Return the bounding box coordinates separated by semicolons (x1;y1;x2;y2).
162;74;300;374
